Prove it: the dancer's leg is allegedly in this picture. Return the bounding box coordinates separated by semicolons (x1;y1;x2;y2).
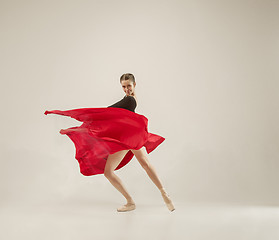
131;147;175;211
131;147;164;190
104;150;135;204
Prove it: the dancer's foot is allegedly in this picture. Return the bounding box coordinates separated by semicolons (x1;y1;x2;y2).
160;188;175;212
117;200;136;212
117;203;136;212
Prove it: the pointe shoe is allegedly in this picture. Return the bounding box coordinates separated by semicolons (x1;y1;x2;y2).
117;203;136;212
161;192;175;212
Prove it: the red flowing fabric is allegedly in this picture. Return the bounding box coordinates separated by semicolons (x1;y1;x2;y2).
44;107;165;176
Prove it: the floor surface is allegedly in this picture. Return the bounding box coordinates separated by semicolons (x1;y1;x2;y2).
1;201;279;240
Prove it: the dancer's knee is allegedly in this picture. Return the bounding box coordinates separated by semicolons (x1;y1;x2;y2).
131;148;150;170
139;158;150;170
104;169;114;179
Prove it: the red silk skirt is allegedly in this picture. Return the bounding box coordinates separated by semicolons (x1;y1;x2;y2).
44;107;165;176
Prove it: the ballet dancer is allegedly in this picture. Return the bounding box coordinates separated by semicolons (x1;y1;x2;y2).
44;73;175;212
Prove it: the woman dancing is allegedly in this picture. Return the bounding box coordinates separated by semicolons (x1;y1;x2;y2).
44;73;175;212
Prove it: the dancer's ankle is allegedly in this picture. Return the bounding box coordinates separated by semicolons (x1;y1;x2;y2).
126;198;135;205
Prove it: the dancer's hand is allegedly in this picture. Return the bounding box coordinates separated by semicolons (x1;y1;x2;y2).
59;129;67;134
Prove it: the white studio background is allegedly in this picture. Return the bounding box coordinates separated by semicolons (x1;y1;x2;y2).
0;0;278;210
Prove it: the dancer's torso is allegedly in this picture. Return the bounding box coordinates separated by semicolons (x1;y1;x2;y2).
107;95;137;112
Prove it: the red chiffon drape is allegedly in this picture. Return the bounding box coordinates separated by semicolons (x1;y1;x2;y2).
44;107;165;176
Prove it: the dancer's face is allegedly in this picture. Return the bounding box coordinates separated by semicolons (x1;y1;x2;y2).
121;80;136;96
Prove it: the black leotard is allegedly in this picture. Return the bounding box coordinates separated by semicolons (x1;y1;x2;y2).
107;95;137;112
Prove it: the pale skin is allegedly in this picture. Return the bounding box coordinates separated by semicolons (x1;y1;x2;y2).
104;79;166;205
